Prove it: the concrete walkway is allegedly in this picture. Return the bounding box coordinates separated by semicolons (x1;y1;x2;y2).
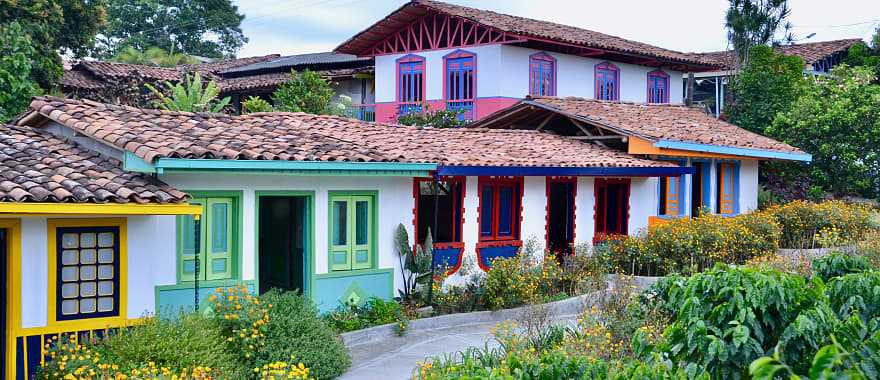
339;320;502;380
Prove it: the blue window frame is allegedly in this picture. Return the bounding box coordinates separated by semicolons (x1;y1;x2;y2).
479;177;522;242
444;50;476;121
529;52;556;96
595;62;619;101
647;70;670;103
397;55;425;115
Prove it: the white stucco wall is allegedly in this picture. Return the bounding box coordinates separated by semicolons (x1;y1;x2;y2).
520;177;548;252
161;174;414;294
374;44;684;104
17;215;175;328
629;177;658;235
739;159;760;213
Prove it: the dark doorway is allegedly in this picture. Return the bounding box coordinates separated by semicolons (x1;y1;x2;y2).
691;162;704;216
1;228;6;378
594;179;630;242
259;196;308;294
547;179;576;260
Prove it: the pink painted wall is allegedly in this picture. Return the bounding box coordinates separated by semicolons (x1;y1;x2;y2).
376;97;520;124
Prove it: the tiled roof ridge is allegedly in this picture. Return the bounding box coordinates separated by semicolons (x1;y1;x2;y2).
412;0;714;66
691;38;864;56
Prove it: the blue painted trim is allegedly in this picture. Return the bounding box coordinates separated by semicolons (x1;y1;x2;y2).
656;159;687;216
156;158;437;172
733;161;741;215
123;151;156;173
692;159;713;214
654;140;812;162
437;165;695;177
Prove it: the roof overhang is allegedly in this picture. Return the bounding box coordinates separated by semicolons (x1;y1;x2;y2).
436;165;694;177
652;140;812;162
149;158;437;177
0;203;202;216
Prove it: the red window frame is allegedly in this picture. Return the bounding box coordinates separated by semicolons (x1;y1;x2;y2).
647;70;670;103
593;178;630;243
397;54;426;111
412;177;466;249
595;62;620;101
477;177;523;243
529;52;556;96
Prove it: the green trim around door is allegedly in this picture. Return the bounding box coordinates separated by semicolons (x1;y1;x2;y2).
327;190;379;273
176;190;244;284
254;191;315;296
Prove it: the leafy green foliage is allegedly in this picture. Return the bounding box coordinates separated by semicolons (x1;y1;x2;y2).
727;45;806;134
653;266;819;379
111;46;199;67
724;0;792;68
95;0;245;59
393;223;432;302
843;28;880;83
812;254;871;282
272;70;337;115
397;104;468;128
0;22;41;122
241;96;274;113
255;290;351;380
323;297;410;333
1;0;106;88
145;72;230;113
94;313;243;376
768;65;880;198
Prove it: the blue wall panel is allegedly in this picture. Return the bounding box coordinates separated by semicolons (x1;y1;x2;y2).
311;269;393;313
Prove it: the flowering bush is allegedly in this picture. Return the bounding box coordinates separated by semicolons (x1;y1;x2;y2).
323;297;413;333
599;210;780;276
766;200;875;249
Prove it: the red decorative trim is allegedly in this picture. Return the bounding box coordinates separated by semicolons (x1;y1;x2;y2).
475;240;523;271
367;10;525;56
477;176;524;243
545;177;577;257
594;62;620;101
646;69;670;104
529;52;557;96
593;178;631;244
412;176;467;248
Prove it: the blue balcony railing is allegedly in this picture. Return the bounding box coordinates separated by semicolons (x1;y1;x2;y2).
346;104;376;122
446;100;474;121
397;102;423;117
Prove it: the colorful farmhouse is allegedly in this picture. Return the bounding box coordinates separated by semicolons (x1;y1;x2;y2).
1;1;819;378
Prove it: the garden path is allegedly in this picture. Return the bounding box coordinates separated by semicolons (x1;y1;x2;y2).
339;315;579;380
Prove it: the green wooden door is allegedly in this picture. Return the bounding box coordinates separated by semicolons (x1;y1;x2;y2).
178;198;205;281
352;196;372;270
330;195;373;271
330;197;351;271
206;198;233;280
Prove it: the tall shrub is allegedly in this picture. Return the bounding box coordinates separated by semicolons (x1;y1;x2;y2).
272;70;336;115
0;22;41;122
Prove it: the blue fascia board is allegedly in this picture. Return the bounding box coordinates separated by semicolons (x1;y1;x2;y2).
654;140;812;162
436;165;695;177
155;158;437;172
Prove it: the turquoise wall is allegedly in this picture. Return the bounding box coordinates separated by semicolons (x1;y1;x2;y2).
155;280;255;318
310;269;394;313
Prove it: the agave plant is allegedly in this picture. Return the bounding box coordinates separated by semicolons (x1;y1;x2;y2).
145;72;230;113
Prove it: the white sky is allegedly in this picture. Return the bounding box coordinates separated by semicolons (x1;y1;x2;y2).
233;0;880;57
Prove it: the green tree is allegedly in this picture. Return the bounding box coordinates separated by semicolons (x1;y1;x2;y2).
725;0;793;68
241;96;274;114
145;72;230;113
95;0;245;59
0;22;41;122
397;104;468;128
272;70;336;115
843;28;880;83
727;45;806;135
768;65;880;198
111;46;199;67
1;0;107;89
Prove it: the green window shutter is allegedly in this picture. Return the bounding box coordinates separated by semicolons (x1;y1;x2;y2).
330;197;352;271
351;196;372;270
206;198;233;280
178;198;205;282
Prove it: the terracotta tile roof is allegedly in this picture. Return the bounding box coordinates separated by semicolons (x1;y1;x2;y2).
0;124;188;204
522;97;804;154
23;96;674;169
691;38;863;70
336;0;715;68
62;54;281;90
218;68;371;93
218;52;371;75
